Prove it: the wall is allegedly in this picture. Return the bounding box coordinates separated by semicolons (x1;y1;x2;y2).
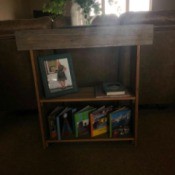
152;0;175;11
0;0;52;20
0;0;31;20
28;0;45;17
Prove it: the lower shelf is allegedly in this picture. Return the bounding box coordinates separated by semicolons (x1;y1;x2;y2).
46;137;135;143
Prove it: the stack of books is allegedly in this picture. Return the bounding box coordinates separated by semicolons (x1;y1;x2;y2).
95;82;127;98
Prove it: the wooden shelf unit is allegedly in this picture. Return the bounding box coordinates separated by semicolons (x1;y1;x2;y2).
15;25;153;148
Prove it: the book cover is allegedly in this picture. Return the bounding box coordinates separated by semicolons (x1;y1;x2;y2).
103;82;126;95
90;106;113;137
109;108;131;138
56;107;69;140
74;106;96;138
56;107;76;140
48;106;63;140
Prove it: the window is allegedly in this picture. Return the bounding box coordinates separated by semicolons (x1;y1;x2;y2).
97;0;152;16
105;0;126;16
129;0;151;12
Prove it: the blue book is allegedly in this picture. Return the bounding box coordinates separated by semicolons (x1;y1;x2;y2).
109;107;131;138
48;106;63;140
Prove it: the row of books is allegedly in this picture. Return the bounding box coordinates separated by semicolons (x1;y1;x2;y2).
48;105;131;140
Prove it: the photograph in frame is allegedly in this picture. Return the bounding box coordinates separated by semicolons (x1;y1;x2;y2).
38;53;78;98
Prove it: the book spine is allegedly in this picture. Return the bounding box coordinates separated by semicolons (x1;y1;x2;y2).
56;116;61;140
48;115;57;139
74;114;79;138
90;114;94;137
109;115;112;138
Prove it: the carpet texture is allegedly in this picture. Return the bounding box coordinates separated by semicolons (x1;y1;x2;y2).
0;108;175;175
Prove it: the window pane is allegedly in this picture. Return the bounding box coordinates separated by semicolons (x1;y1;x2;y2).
105;0;126;16
129;0;150;11
90;0;102;16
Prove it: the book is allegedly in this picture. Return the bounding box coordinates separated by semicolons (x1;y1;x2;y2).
95;84;130;98
90;106;113;137
55;107;69;140
103;82;126;95
109;107;131;138
48;106;64;140
74;105;96;138
56;107;76;140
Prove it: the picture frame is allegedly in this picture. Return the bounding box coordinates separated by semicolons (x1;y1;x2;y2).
38;53;78;98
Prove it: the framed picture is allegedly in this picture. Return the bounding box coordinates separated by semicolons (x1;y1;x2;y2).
38;53;78;98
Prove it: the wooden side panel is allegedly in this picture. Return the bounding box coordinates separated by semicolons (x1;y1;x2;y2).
15;25;153;51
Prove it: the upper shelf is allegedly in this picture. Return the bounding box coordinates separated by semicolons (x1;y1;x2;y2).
15;25;153;51
40;87;135;103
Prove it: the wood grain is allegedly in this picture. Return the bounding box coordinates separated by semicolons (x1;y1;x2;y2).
15;25;153;51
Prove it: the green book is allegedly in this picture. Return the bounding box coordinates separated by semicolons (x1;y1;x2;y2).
74;106;96;138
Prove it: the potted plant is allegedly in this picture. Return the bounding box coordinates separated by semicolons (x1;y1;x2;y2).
43;0;101;24
42;0;69;18
74;0;101;24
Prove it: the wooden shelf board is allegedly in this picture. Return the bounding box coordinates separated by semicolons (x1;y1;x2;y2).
40;87;135;103
46;137;135;143
15;25;153;51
